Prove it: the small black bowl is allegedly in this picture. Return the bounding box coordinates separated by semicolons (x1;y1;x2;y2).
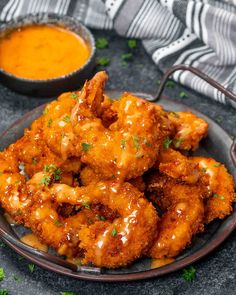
0;13;96;97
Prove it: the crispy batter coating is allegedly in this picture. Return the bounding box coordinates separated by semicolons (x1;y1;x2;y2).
80;166;146;192
192;157;236;223
73;90;170;180
146;172;205;259
0;71;235;269
155;148;206;184
167;112;208;150
51;181;158;268
10;93;81;177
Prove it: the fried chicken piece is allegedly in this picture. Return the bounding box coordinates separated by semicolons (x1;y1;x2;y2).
192;157;236;223
51;181;158;268
167;111;208;150
146;173;205;259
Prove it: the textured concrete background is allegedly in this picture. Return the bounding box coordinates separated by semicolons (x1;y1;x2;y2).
0;14;236;295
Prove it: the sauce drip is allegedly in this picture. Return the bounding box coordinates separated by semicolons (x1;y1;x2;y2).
20;233;48;252
151;258;175;269
0;25;90;79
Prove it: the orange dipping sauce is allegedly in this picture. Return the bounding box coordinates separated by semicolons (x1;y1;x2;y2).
0;25;90;80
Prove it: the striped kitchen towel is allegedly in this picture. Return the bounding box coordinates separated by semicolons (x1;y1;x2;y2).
0;0;236;108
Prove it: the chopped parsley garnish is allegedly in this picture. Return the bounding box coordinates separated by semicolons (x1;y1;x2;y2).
182;266;196;282
43;108;49;115
39;175;51;186
44;164;57;172
173;138;184;148
60;292;74;295
0;289;8;295
212;163;221;167
81;143;93;152
170;112;180;118
179;91;188;98
28;263;35;274
12;274;20;281
54;220;63;227
63;115;70;123
32;157;37;165
54;168;62;181
213;193;218;198
0;268;5;281
70;92;78;99
121;53;133;61
47;118;53;127
127;39;137;49
18;256;24;261
0;242;5;248
166;80;176;89
215;116;222;123
97;57;110;66
200;168;207;173
60;132;65;143
96;37;109;49
82;202;91;210
111;227;117;237
96;215;106;221
143;138;152;147
121;139;127;150
220;196;225;200
133;135;140;151
163;137;172;149
44;165;61;181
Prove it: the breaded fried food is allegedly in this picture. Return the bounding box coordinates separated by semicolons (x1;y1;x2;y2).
167;111;208;150
73;90;171;180
155;148;206;184
52;181;158;268
9;91;81;176
192;157;236;223
80;166;146;192
146;173;205;259
0;70;235;269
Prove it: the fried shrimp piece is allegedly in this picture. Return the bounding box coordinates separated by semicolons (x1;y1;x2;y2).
72;88;170;180
192;157;236;223
10;92;81;177
0;150;30;221
41;91;81;160
154;148;210;185
167;111;208;150
51;181;158;268
0;153;101;258
146;173;205;259
80;166;146;192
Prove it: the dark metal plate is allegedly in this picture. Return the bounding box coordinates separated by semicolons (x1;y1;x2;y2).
0;91;235;281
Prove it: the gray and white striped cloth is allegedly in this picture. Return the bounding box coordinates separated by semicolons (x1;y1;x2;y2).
1;0;236;108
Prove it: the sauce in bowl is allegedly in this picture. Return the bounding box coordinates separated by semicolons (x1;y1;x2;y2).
0;25;91;80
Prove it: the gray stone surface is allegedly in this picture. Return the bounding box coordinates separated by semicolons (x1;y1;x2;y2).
0;28;236;295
